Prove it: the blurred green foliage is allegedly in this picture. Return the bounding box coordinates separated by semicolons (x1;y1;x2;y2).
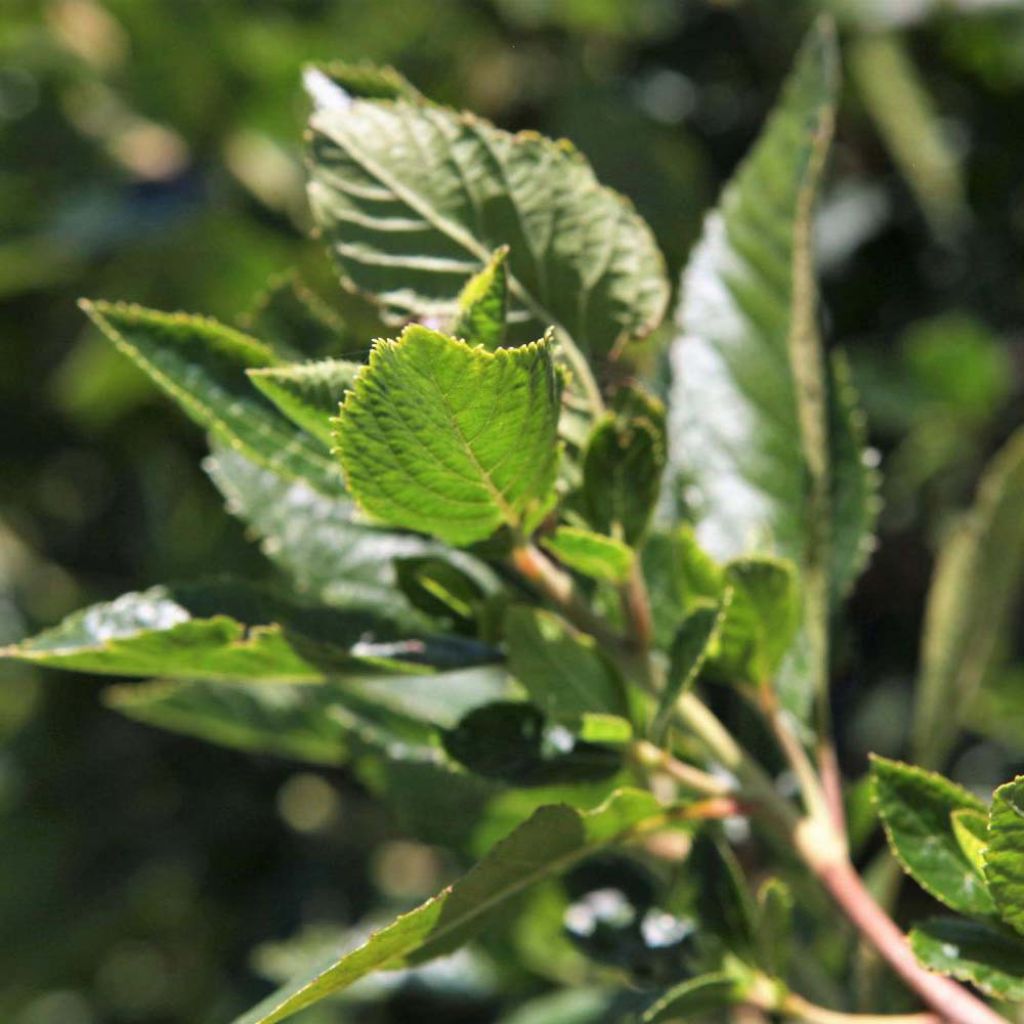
1;0;1022;1021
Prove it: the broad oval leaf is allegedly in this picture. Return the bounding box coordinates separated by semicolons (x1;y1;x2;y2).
871;755;995;916
307;96;669;360
984;775;1024;936
231;787;663;1024
333;325;560;546
910;917;1024;1001
0;581;475;683
81;301;344;495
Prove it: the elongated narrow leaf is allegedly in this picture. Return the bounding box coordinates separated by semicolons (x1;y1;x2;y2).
667;22;873;718
985;776;1024;936
307;95;669;360
828;351;880;599
106;679;353;765
668;21;838;569
81;301;344;495
755;877;794;977
871;755;994;916
913;428;1024;767
0;582;420;683
504;607;628;721
910;917;1024;1001
248;359;361;447
542;527;633;584
334;325;560;545
452;246;509;351
232;788;664;1024
654;600;727;734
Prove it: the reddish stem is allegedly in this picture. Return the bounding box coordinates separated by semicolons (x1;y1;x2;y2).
811;854;1005;1024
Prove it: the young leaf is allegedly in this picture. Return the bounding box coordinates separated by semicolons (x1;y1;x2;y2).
248;359;361;448
204;444;443;612
984;775;1024;936
504;607;628;721
307;60;425;106
582;390;666;547
653;599;728;735
715;558;801;688
642;527;725;648
333;325;560;546
0;582;420;683
871;756;995;916
231;788;664;1024
542;527;634;584
641;973;738;1023
452;245;509;351
81;301;345;495
951;808;989;878
912;428;1024;768
307;96;669;361
755;877;794;978
910;917;1024;1001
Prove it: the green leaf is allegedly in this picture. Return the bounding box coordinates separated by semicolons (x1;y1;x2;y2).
582;388;666;547
81;301;345;495
105;679;352;765
642;527;725;649
504;607;628;721
0;582;423;683
871;755;994;916
666;22;870;719
912;428;1024;767
985;776;1024;936
248;359;361;448
542;527;634;584
653;599;728;735
951;808;990;878
910;917;1024;1001
231;787;664;1024
716;558;801;688
452;245;509;351
333;325;560;546
641;973;738;1023
307;94;669;361
308;60;424;105
755;877;794;978
828;351;880;600
204;443;443;612
668;20;838;571
691;834;757;957
395;555;498;626
240;271;352;360
443;702;620;787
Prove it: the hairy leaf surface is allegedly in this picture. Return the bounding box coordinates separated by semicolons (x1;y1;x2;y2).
82;301;344;495
985;775;1024;935
307;97;669;360
334;325;560;545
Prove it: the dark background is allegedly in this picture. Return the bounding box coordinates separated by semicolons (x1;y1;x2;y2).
2;1;1023;1021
